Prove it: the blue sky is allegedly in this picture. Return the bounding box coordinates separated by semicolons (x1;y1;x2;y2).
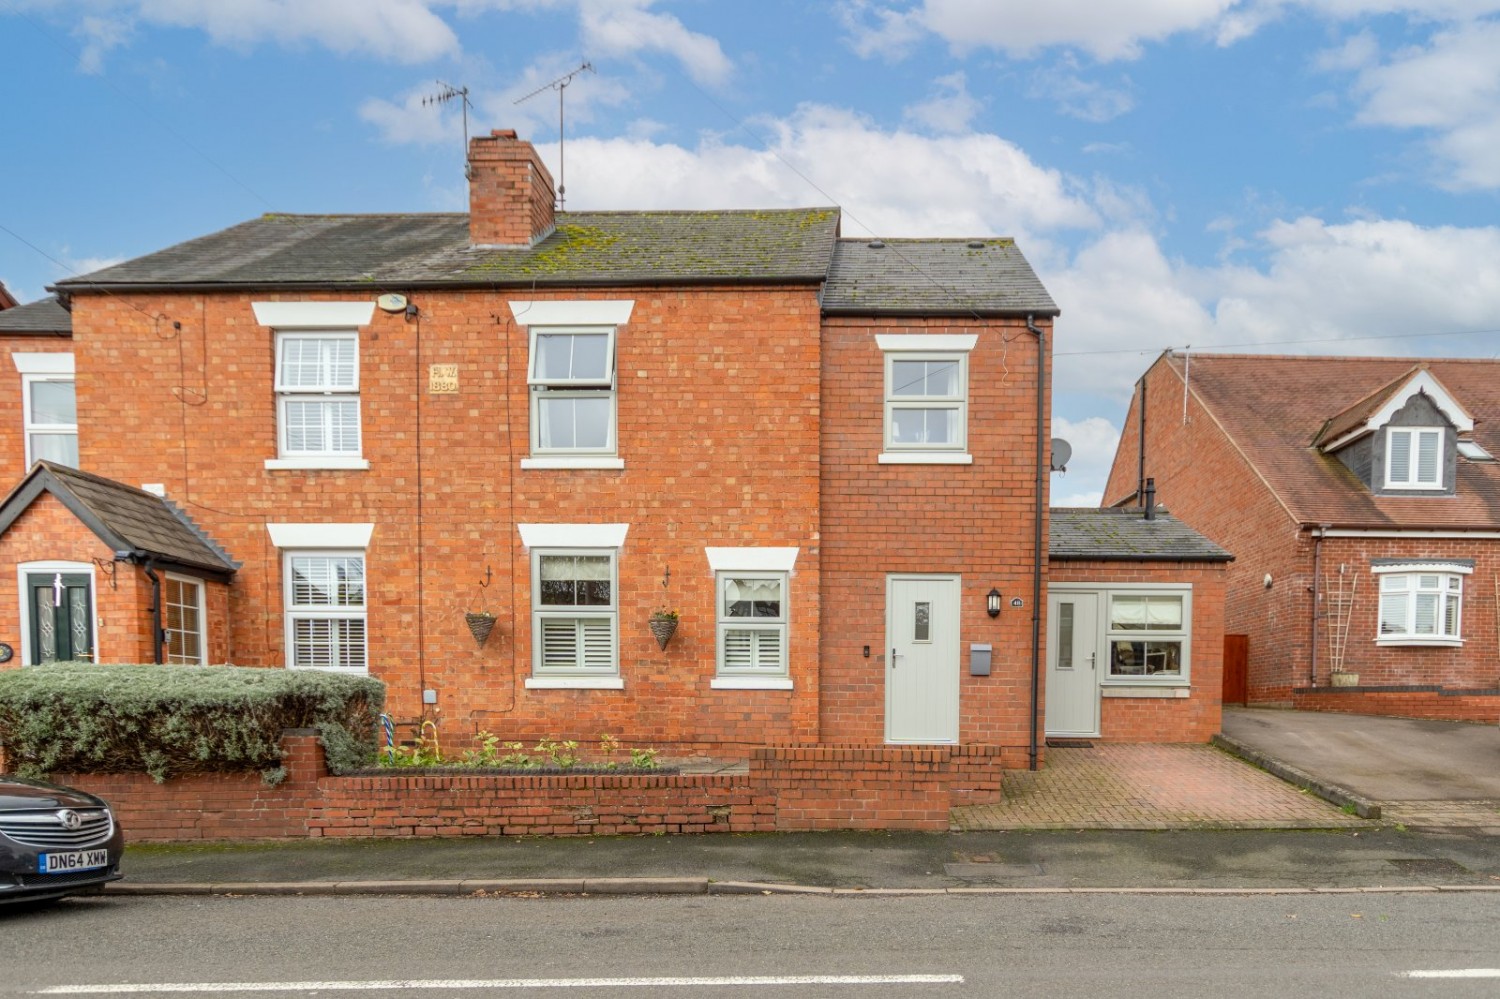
3;0;1499;502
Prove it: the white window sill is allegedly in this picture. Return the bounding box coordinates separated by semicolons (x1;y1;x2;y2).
520;456;625;470
285;665;370;675
1375;637;1463;648
878;452;973;465
1102;685;1190;698
265;457;370;471
711;676;793;690
525;676;625;689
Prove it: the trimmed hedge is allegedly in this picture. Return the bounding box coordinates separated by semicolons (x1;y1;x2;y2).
0;663;385;782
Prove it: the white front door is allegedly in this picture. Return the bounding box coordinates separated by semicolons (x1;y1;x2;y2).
885;575;960;744
1046;590;1101;737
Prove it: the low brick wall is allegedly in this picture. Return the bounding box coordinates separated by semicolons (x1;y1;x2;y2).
1292;686;1500;724
46;735;1004;841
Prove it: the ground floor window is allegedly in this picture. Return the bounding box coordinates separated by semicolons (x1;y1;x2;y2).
1374;561;1470;645
717;572;788;676
533;550;618;676
1105;590;1189;681
285;552;367;671
164;575;206;665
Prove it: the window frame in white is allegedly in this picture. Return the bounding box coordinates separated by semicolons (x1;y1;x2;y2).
273;331;363;463
282;550;369;673
1373;562;1470;647
1384;427;1444;490
715;571;790;683
876;334;977;465
528;547;622;688
13;353;78;470
253;302;373;472
163;573;207;666
524;325;619;460
1101;586;1192;686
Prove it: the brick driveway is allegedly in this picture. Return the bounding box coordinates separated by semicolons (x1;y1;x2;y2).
952;744;1369;830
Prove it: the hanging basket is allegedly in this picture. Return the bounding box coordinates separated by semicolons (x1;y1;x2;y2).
465;612;497;647
649;615;678;650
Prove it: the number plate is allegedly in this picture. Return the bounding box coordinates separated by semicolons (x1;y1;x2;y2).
37;850;109;874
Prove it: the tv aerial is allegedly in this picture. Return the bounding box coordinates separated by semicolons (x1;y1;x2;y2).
422;81;472;177
514;62;594;210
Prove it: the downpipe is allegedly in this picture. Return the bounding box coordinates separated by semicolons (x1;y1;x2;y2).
1025;314;1046;772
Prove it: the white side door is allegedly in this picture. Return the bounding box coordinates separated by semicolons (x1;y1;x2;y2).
1045;590;1101;738
885;575;960;744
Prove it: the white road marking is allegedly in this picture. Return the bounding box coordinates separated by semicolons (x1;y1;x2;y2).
33;974;964;994
1402;969;1500;979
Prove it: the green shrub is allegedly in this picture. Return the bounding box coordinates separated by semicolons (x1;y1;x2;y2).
0;663;384;783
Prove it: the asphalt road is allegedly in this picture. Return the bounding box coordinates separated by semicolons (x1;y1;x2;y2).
4;892;1500;997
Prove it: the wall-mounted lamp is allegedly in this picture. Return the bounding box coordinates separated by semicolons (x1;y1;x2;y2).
986;588;1002;618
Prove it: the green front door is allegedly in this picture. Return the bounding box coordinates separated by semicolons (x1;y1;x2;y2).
27;572;93;664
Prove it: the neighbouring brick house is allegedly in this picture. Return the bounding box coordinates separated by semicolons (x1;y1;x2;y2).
0;296;75;479
0;130;1232;769
1106;351;1500;723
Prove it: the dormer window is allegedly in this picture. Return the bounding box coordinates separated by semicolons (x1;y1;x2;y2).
1385;428;1443;490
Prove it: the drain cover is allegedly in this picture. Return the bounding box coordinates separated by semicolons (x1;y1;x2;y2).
1386;858;1470;876
1046;739;1094;749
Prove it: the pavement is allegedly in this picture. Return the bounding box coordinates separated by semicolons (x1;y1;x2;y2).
103;709;1500;898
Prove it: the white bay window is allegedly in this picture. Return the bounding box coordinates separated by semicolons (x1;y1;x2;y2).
1375;563;1468;645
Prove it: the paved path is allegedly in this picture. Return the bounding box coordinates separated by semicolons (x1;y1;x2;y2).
952;744;1365;830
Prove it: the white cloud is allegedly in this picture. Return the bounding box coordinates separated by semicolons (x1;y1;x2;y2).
74;15;134;74
1050;416;1123;507
134;0;459;62
558;105;1101;248
1029;58;1136;122
1336;19;1500;189
902;72;983;134
575;0;732;87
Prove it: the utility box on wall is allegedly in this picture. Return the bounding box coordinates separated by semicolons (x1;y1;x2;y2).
969;643;992;676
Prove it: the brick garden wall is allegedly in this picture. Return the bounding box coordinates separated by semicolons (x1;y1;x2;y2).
48;733;1005;841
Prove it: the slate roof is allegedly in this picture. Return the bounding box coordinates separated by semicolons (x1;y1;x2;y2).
823;238;1058;316
1163;353;1500;529
1049;507;1233;562
0;296;71;335
0;462;237;578
54;209;843;291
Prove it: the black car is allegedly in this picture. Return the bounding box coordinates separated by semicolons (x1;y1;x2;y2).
0;775;124;904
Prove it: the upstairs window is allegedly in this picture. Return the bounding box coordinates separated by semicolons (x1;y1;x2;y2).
886;354;966;452
528;328;616;455
1385;427;1443;490
23;374;78;469
276;333;360;458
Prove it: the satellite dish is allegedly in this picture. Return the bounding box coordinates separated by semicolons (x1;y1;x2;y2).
1050;438;1072;472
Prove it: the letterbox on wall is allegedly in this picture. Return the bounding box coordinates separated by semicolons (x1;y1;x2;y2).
969;643;992;676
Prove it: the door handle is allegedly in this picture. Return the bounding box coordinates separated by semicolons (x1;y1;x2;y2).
891;647;899;669
1088;652;1097;671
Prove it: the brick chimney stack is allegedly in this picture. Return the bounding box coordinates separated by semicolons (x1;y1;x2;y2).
467;129;557;247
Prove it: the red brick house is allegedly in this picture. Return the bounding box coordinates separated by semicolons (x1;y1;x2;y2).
0;130;1233;769
0;297;75;479
1106;351;1500;723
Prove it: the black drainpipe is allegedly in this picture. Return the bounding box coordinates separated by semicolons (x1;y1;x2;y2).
1144;478;1156;520
1025;314;1047;772
141;557;164;665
